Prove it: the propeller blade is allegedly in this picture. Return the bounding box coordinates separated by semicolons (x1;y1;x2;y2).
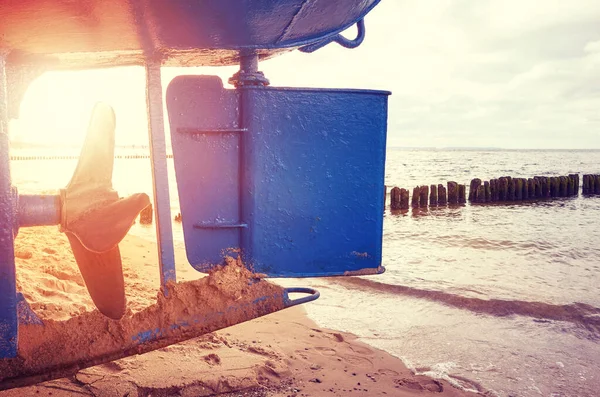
60;102;151;320
67;193;150;253
66;233;126;320
65;102;116;192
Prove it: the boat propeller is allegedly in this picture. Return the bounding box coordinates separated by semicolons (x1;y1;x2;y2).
58;103;150;319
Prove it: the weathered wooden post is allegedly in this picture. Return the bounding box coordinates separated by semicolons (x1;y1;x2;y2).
507;177;515;201
390;187;401;210
476;184;486;202
400;188;409;209
515;178;523;200
438;184;447;205
533;177;541;198
469;178;482;202
548;177;556;197
527;178;534;199
567;175;574;196
542;177;551;198
420;185;429;207
570;174;579;195
458;184;466;204
140;203;153;224
560;176;568;197
498;177;508;201
447;181;458;204
583;174;589;194
430;184;438;206
489;179;497;202
484;181;491;202
411;187;419;208
595;175;600;194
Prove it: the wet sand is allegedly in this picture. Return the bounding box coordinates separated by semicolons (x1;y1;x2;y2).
2;227;478;396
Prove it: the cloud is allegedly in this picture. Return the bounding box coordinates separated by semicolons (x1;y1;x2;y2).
261;0;600;149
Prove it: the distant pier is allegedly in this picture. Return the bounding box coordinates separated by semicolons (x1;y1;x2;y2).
10;154;174;160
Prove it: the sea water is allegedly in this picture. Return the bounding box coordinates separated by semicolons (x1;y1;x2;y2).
11;148;600;396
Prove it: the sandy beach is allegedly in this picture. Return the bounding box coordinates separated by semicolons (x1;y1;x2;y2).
1;226;478;396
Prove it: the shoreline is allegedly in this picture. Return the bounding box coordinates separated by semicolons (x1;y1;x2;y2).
2;226;479;396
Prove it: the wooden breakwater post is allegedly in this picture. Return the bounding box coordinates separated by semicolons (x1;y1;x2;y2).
430;184;438;206
140;203;153;224
489;179;497;201
569;174;579;195
507;177;515;201
468;179;481;202
411;187;420;208
390;187;400;210
390;187;409;210
498;177;508;201
419;185;429;207
458;184;466;204
527;178;535;198
447;181;458;204
583;174;600;195
400;188;409;209
438;184;447;205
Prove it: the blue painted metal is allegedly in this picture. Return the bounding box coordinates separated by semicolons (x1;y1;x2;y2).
0;55;17;359
167;76;389;277
167;76;243;268
299;19;366;53
145;63;176;288
17;194;60;228
16;293;43;326
283;288;320;308
1;0;380;68
148;0;380;50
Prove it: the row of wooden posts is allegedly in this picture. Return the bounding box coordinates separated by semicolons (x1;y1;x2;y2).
468;174;580;203
582;174;600;195
389;173;600;210
389;182;467;210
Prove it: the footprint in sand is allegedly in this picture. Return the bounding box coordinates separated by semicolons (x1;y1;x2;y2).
203;353;221;365
378;368;399;376
349;345;373;356
341;354;373;366
394;378;444;393
313;347;337;356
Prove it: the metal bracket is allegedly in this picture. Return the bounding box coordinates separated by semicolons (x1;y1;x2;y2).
228;53;270;88
299;19;366;53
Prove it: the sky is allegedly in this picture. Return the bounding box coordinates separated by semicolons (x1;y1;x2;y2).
11;0;600;149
